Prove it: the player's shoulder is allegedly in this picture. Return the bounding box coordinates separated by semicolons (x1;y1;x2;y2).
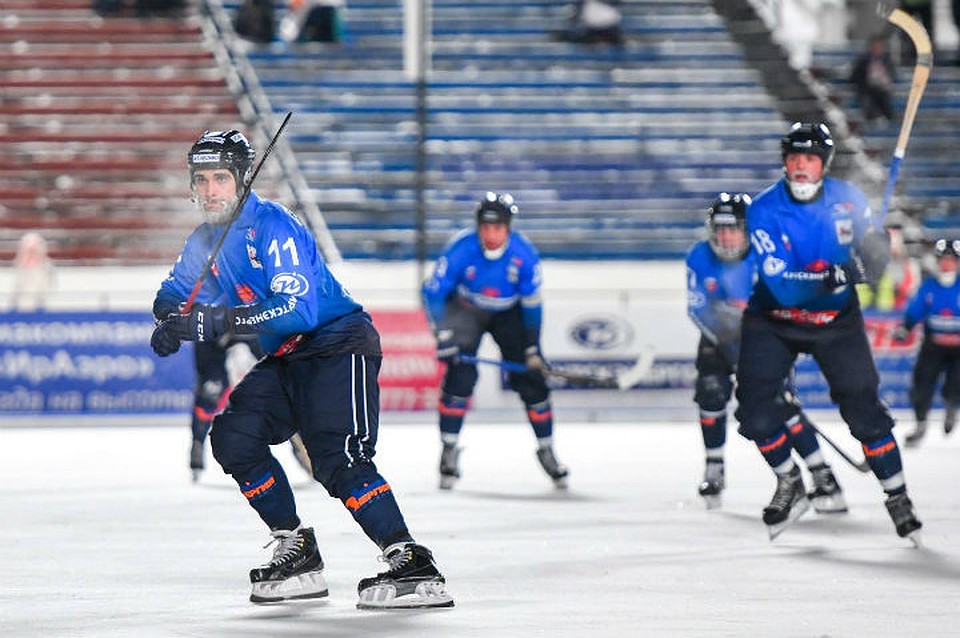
748;180;783;211
824;176;868;204
509;230;540;260
686;240;712;266
444;228;479;254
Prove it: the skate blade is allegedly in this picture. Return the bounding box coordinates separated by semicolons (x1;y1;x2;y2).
701;494;722;510
191;469;202;483
439;475;458;490
907;530;924;549
250;570;329;604
552;475;569;490
811;493;849;514
357;580;455;609
767;497;811;540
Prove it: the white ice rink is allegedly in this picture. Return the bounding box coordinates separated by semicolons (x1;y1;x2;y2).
3;414;960;637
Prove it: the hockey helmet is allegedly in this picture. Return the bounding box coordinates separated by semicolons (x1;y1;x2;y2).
706;192;751;261
188;129;256;186
475;192;518;226
780;122;835;170
934;238;960;259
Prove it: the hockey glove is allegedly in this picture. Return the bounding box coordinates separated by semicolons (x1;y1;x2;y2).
156;304;231;346
435;328;460;363
150;321;182;357
859;230;892;284
825;259;866;290
524;345;548;375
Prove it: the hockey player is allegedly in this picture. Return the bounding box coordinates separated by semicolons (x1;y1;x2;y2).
893;237;960;446
150;129;452;608
422;192;568;490
687;192;846;513
737;121;922;542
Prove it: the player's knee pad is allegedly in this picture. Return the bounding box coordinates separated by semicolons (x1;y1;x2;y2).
694;374;732;413
509;371;550;406
209;414;268;474
443;363;479;397
329;462;393;515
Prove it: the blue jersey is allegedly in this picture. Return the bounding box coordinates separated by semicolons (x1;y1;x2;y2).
156;191;362;354
422;228;543;335
747;177;875;320
685;240;753;345
903;275;960;345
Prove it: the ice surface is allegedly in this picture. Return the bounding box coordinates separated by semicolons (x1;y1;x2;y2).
3;414;960;637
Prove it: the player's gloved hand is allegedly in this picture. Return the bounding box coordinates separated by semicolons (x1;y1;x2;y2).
524;345;548;374
825;259;866;290
156;304;231;345
859;230;892;283
435;328;459;363
892;325;910;343
150;321;182;357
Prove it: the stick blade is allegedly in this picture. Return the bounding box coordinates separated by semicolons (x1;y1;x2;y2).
883;7;933;58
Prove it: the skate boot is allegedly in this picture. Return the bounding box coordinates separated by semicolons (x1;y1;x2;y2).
884;492;923;545
945;404;957;436
697;459;725;510
289;432;313;477
536;445;569;489
439;443;461;490
357;543;454;609
249;527;328;603
190;440;204;483
904;420;927;447
762;466;810;540
807;464;848;514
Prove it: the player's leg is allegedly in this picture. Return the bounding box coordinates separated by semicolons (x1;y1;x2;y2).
210;359;325;602
491;307;568;488
810;314;921;541
693;337;733;508
287;351;452;608
435;302;486;489
190;341;230;481
736;315;810;537
906;339;942;446
941;349;960;435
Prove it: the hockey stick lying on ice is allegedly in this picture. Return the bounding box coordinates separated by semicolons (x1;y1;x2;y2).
807;422;871;473
182;111;293;313
875;5;932;228
457;345;655;391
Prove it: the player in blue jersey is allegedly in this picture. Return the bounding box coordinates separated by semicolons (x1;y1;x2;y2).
893;237;960;446
422;192;568;490
687;192;846;512
150;129;452;608
737;121;922;542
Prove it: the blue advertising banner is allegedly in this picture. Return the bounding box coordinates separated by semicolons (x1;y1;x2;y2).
0;311;194;414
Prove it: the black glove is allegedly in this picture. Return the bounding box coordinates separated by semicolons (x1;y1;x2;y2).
892;325;910;343
435;328;459;363
150;321;182;357
524;344;548;374
825;259;866;290
154;304;231;346
859;230;892;283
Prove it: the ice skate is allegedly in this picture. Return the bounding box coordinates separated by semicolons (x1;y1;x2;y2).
697;459;725;510
289;432;313;477
945;404;957;436
357;543;454;609
807;464;848;514
884;492;923;546
904;420;927;447
249;527;328;603
190;440;204;483
763;466;810;540
439;443;461;490
536;445;569;489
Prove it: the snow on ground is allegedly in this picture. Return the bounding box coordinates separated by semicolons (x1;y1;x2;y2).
3;414;960;637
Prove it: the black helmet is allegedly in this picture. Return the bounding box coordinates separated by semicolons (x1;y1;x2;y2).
780;122;835;170
188;129;256;186
475;191;518;226
706;192;751;261
934;238;960;258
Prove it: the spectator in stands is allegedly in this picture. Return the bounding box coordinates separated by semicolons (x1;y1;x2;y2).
233;0;276;44
849;36;897;130
12;231;56;312
280;0;345;44
93;0;184;17
552;0;624;46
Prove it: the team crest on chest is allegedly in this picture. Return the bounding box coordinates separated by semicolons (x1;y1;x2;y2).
834;218;853;245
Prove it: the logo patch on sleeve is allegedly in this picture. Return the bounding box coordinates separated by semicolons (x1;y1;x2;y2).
270;272;310;296
763;255;786;276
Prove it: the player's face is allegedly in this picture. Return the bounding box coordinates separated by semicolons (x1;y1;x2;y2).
784;153;825;184
939;254;958;273
478;222;509;251
715;225;746;253
191;168;238;224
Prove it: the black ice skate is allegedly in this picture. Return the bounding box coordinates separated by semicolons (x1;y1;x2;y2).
884;492;923;546
289;432;313;477
249;527;328;603
536;445;569;489
439;443;461;490
763;466;810;540
945;404;957;436
807;464;848;514
190;440;204;483
904;420;927;447
357;543;454;609
698;459;725;510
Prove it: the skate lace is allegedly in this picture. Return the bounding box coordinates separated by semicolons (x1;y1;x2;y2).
263;530;303;567
378;543;414;576
770;474;799;509
812;467;836;491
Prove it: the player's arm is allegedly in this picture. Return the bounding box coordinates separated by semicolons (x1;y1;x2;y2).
421;243;467;362
518;253;546;370
749;215;837;306
153;228;221;320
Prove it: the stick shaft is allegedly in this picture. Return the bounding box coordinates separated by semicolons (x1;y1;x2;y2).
807;422;871;473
